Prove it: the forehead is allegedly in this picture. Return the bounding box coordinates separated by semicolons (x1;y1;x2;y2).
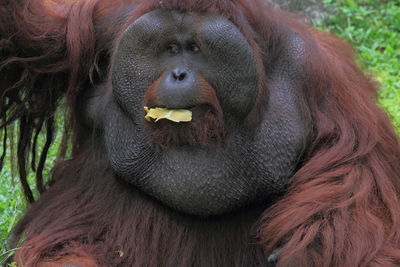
126;8;236;38
136;8;217;25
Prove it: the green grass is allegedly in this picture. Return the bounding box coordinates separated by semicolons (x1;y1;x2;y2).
0;0;399;263
0;169;25;264
314;0;400;131
0;126;63;264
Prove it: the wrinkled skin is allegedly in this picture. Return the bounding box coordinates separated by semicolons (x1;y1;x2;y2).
100;9;311;216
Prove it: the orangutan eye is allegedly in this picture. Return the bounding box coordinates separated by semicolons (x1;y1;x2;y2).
168;43;180;54
188;43;200;53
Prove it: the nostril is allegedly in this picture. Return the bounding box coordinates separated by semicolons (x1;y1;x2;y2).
178;72;186;81
172;69;187;81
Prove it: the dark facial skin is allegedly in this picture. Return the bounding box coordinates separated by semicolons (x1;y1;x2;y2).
103;9;311;216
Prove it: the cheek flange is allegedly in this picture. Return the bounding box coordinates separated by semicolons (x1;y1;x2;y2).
197;15;260;118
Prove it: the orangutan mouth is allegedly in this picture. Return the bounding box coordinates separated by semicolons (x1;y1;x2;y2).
144;104;226;147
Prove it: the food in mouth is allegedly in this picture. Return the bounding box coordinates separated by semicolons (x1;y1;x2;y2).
144;106;192;123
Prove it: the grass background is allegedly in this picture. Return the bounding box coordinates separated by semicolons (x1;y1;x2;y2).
1;0;399;264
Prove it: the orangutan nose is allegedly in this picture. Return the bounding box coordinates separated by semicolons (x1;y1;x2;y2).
172;68;187;81
156;67;200;109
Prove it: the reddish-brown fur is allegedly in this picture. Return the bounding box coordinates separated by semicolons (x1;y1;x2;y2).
1;0;400;266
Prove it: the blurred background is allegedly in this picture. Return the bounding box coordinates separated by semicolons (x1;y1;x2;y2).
1;0;399;262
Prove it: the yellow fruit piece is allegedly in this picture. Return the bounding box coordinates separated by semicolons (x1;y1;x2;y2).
144;106;192;123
